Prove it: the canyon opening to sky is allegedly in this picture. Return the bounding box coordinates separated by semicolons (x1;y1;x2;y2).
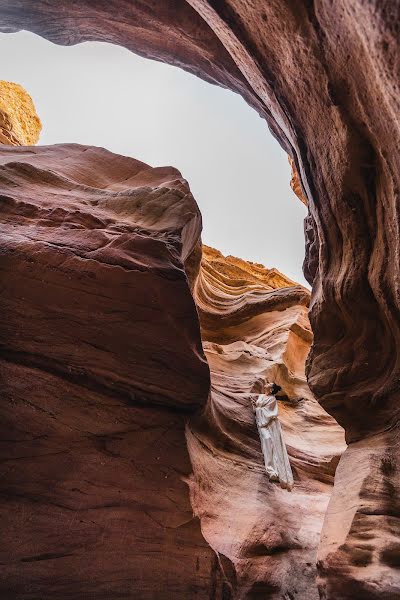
1;30;308;286
1;2;399;599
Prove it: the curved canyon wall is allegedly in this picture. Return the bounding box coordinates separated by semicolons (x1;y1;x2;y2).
2;0;399;428
189;246;345;598
0;142;216;599
0;127;345;600
0;1;399;597
0;138;345;599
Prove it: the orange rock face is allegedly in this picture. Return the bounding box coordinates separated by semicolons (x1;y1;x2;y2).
289;157;308;206
188;246;345;598
0;81;41;145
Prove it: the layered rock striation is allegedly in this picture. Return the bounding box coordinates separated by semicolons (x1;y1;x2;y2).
0;140;346;599
2;0;399;432
0;144;215;599
0;0;399;594
0;144;208;410
188;246;345;598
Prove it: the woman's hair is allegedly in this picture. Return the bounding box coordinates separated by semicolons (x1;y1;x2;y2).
271;383;282;395
250;378;265;394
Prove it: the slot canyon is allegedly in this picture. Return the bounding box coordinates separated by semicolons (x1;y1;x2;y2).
0;2;399;599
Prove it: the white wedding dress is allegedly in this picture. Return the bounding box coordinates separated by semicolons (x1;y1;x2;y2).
253;394;293;490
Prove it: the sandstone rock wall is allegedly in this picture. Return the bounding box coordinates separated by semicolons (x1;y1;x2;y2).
188;246;345;598
0;144;208;410
0;1;399;595
0;80;41;145
2;0;398;434
0;144;216;599
0;140;346;599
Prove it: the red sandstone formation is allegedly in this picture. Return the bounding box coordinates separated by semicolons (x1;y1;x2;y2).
189;246;345;598
0;144;208;409
289;157;308;206
0;144;215;598
0;142;345;599
0;1;399;597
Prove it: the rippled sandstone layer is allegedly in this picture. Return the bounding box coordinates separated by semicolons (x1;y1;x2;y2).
0;142;346;599
189;246;345;598
0;1;399;595
0;144;214;599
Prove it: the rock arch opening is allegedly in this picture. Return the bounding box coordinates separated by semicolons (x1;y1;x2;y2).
0;2;399;599
0;29;308;286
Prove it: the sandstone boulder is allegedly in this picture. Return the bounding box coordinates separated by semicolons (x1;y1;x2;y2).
0;80;41;145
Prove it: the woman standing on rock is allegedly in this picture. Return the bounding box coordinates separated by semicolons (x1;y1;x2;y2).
251;381;294;491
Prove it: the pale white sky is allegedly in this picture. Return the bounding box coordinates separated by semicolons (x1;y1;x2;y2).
0;31;308;286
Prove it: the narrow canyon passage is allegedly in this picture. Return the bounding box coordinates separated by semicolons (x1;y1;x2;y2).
0;134;344;599
0;1;399;598
188;247;345;597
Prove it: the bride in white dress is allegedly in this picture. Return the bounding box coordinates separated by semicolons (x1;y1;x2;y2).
251;382;294;491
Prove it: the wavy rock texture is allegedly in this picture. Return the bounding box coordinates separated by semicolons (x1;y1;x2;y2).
1;0;399;436
0;80;41;145
0;2;399;596
0;141;346;599
188;246;345;598
0;144;209;409
0;144;216;599
318;429;400;599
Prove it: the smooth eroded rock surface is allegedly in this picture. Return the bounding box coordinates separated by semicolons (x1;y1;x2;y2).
2;0;398;437
0;1;399;595
187;246;345;599
0;144;213;599
0;144;209;410
0;142;346;599
0;360;218;600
